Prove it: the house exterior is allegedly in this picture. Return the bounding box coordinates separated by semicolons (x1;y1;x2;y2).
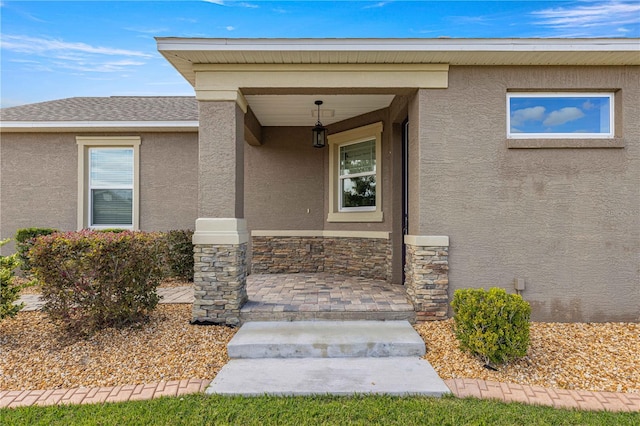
1;38;638;324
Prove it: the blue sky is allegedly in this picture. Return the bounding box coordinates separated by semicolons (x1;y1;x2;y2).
1;1;639;108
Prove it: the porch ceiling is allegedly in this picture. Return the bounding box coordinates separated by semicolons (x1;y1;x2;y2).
244;94;395;126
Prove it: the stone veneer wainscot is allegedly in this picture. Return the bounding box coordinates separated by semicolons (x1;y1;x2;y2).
251;231;392;281
192;219;249;326
404;236;450;321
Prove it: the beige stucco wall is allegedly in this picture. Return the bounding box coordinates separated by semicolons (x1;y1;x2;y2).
0;131;198;253
138;132;198;231
0;133;78;252
244;126;325;230
198;101;245;218
413;65;639;322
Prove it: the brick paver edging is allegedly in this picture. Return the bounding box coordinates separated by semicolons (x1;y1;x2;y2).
0;379;210;409
445;379;640;412
1;378;639;412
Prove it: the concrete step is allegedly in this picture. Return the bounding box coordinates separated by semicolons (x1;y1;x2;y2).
227;320;426;359
240;310;416;323
207;357;451;397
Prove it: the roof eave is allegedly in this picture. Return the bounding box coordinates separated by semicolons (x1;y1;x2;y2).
0;121;200;133
156;37;640;87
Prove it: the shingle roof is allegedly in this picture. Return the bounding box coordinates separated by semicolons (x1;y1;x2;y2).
0;96;198;122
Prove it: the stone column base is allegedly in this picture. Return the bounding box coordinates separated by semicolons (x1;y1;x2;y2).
192;218;248;326
404;235;450;321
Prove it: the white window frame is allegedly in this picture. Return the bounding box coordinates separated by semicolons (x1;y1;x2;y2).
507;92;614;139
328;122;383;223
338;139;377;213
76;136;140;230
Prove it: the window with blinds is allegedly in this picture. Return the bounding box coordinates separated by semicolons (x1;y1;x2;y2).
89;148;134;226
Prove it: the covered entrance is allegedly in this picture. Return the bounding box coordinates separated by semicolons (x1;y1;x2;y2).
157;38;452;325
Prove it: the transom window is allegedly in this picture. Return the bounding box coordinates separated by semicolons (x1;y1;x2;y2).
507;93;614;139
328;122;383;223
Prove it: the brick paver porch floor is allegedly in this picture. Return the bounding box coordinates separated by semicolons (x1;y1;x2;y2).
241;273;415;322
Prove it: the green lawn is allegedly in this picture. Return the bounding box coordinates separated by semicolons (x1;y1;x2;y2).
2;394;638;426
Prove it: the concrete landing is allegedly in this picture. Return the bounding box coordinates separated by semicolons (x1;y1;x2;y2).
207;357;451;397
227;321;426;359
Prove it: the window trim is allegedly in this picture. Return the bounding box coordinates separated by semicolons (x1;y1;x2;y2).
328;122;383;223
507;92;615;139
338;139;377;213
76;136;140;230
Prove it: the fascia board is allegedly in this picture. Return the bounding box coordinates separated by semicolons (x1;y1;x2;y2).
156;37;640;53
0;121;199;132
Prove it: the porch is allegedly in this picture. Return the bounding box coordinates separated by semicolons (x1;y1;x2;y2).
192;224;450;325
241;273;415;323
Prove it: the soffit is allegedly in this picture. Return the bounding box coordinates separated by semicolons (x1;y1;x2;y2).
245;94;395;126
157;38;640;86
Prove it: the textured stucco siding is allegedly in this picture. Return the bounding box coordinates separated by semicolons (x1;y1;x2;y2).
0;133;78;251
198;101;244;218
414;66;639;322
0;131;198;253
139;132;198;231
244;126;325;231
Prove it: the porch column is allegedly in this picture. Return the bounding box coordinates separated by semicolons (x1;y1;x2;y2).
404;90;450;321
192;100;247;326
404;235;449;321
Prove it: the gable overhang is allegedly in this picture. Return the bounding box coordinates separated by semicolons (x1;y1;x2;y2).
157;37;640;87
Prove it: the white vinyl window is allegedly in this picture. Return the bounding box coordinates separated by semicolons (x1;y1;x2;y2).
328;122;383;223
339;139;376;211
89;148;134;227
507;93;614;139
76;136;140;230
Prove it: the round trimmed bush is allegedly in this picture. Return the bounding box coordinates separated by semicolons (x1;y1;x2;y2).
451;287;531;366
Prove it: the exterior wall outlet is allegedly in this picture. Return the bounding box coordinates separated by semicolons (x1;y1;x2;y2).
514;278;526;291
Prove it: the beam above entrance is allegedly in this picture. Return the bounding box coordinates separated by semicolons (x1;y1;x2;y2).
194;64;449;92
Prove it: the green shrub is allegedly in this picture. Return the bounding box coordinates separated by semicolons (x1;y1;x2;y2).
0;239;23;320
94;228;127;233
164;229;194;282
451;287;531;366
29;230;165;333
15;227;58;272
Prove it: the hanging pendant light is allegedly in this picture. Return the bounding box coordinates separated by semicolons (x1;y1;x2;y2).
312;100;327;148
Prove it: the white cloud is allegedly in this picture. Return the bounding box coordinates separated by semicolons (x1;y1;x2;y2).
203;0;225;5
363;2;390;9
226;26;235;31
125;26;169;35
1;35;153;75
510;106;545;126
543;107;585;127
582;100;595;110
238;2;259;8
0;35;152;58
532;1;640;30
